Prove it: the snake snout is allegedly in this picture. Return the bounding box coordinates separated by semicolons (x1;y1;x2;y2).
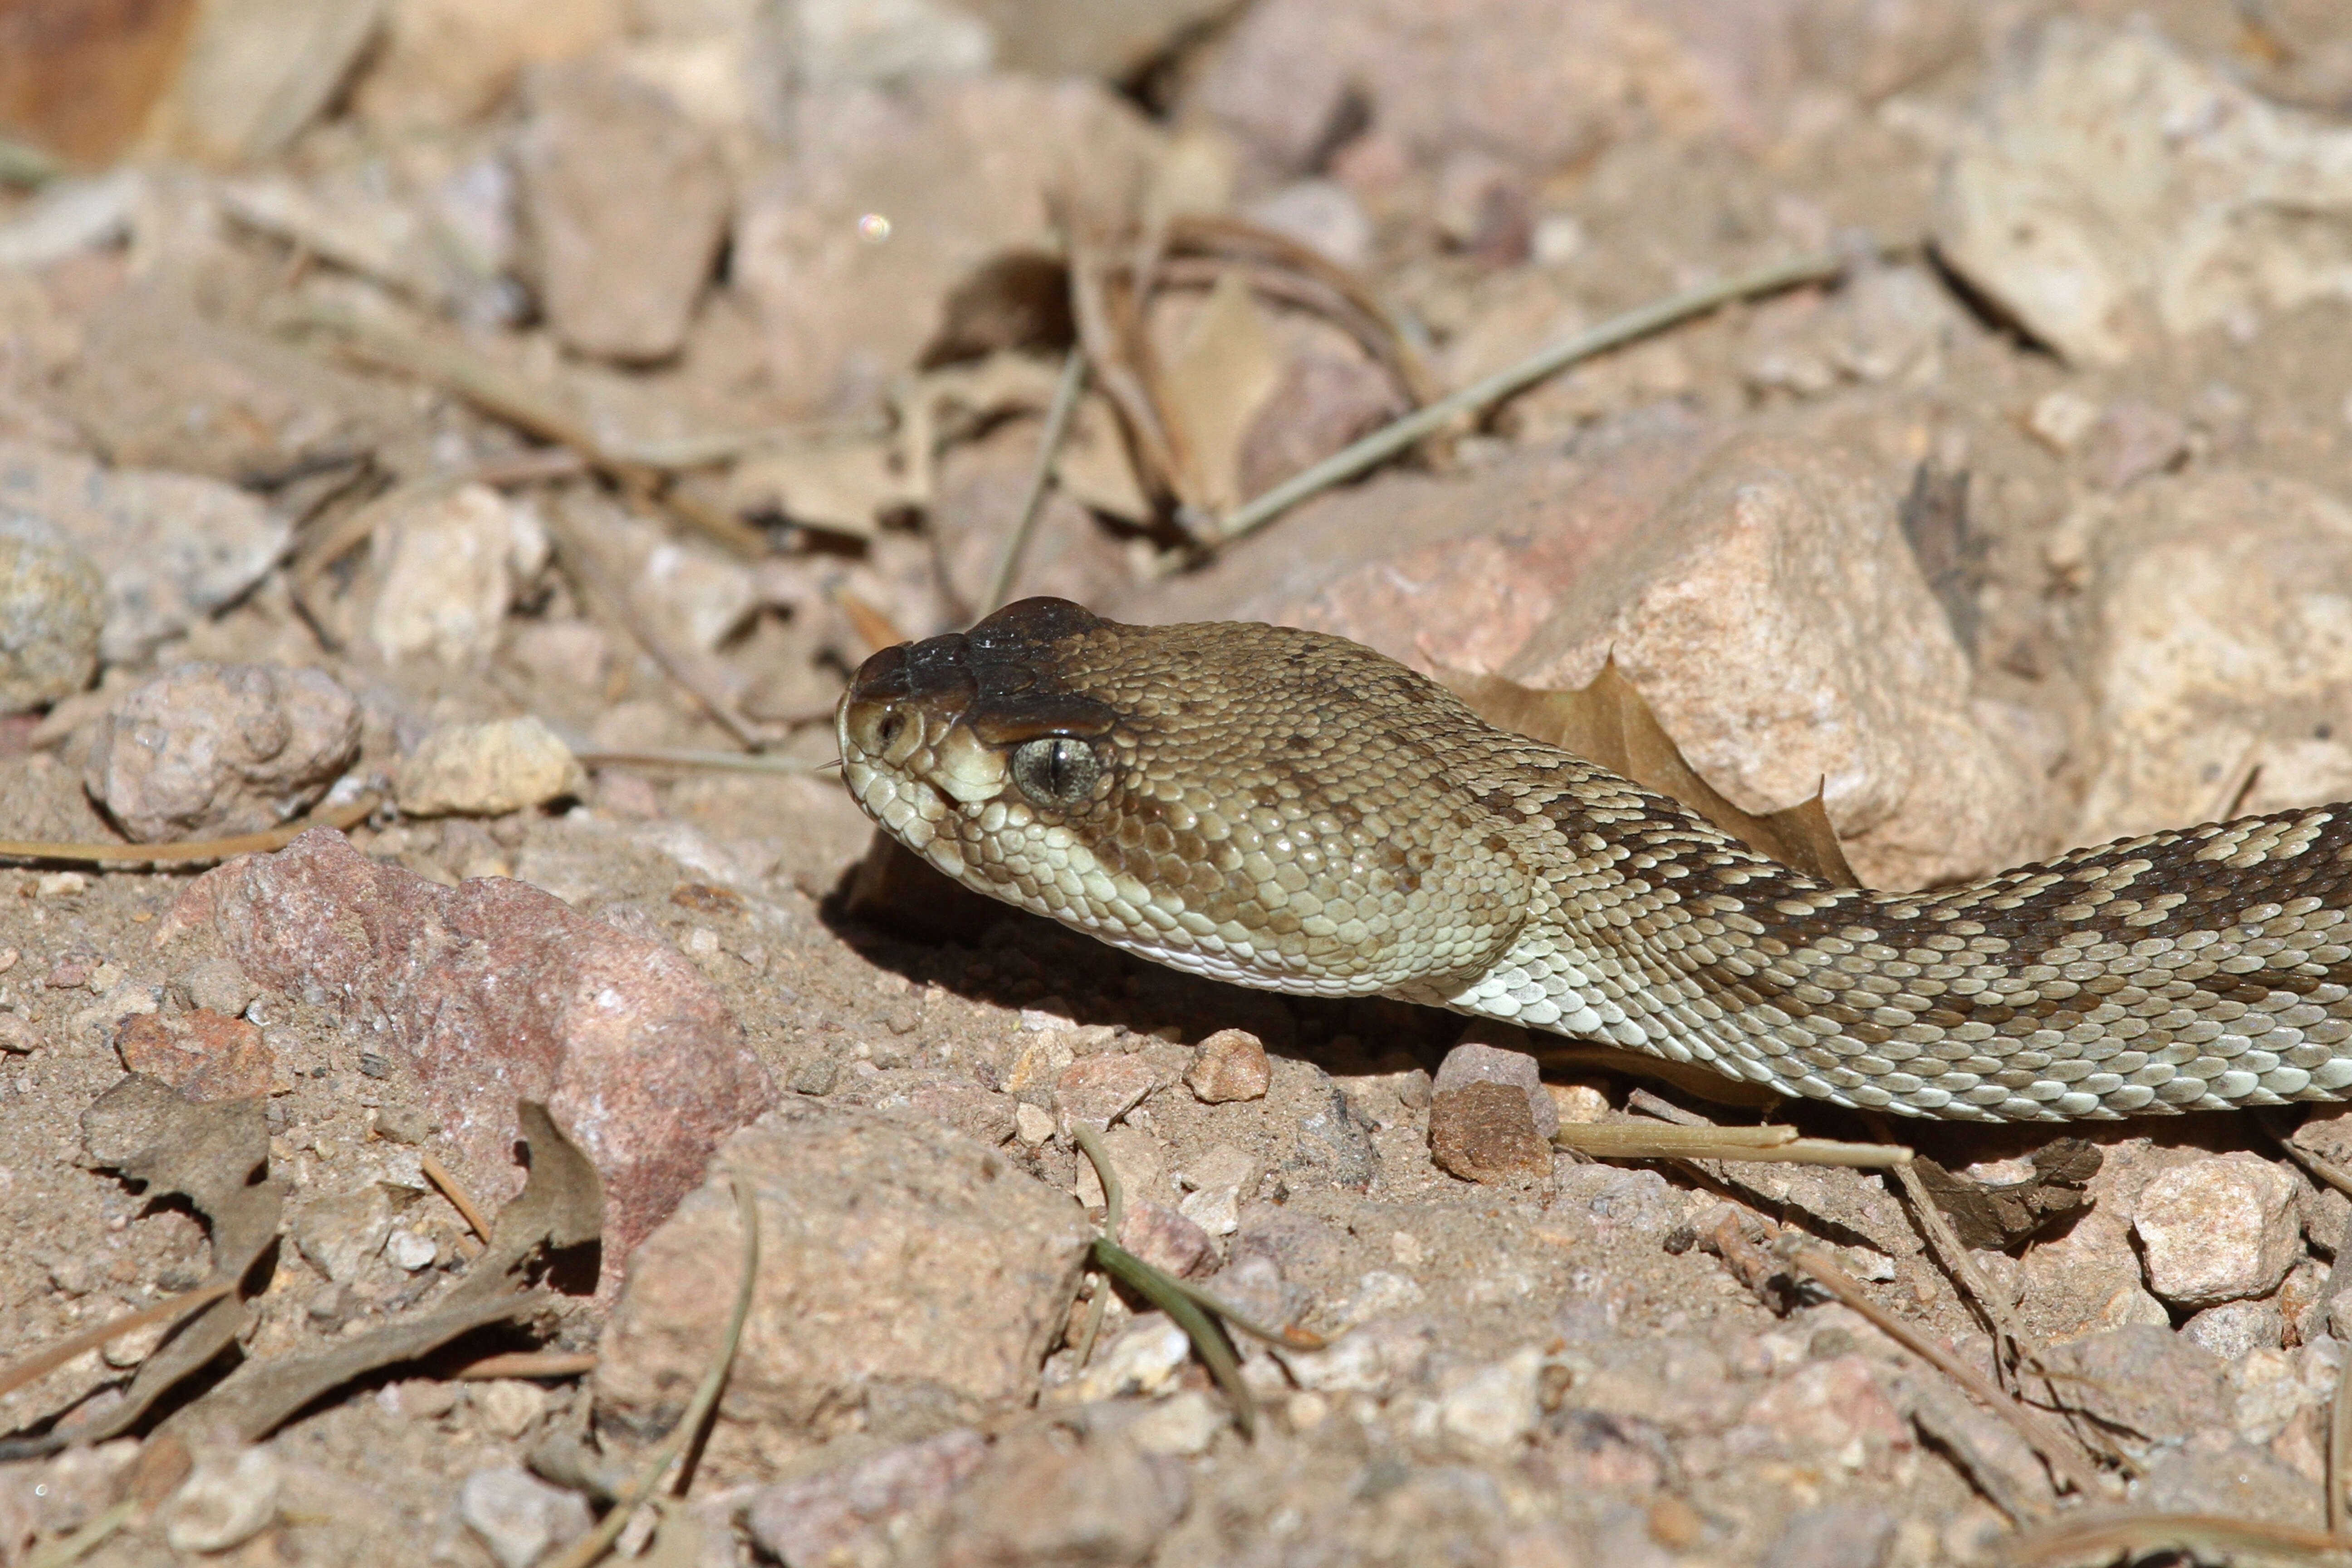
841;632;982;766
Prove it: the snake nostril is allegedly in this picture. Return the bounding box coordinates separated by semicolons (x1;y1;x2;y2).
877;712;904;749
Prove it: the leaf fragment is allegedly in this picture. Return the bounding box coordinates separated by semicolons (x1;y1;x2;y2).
0;1078;288;1455
1441;657;1862;887
155;1101;602;1445
1156;271;1283;518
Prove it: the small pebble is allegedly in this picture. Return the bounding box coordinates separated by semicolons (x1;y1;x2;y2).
1118;1200;1215;1278
384;1228;438;1272
1185;1028;1271;1103
162;1448;281;1554
470;1379;548;1439
1437;1348;1543;1455
393;716;586;818
1428;1082;1553;1185
1546;1081;1610;1124
1128;1389;1225;1457
373;1103;434;1145
0;515;104;712
1434;1035;1558;1138
1064;1315;1191;1403
113;1009;274;1102
180;954;258;1019
459;1465;591;1568
2027;389;2102;453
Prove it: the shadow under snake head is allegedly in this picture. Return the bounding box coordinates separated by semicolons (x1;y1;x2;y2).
837;596;1536;1000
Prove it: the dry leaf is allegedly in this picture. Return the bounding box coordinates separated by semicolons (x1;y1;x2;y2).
1441;658;1862;887
160;1101;602;1444
1910;1140;2101;1251
727;438;917;539
1156;270;1284;517
919;250;1075;369
144;0;386;165
0;1076;283;1457
1052;392;1152;522
894;350;1067;505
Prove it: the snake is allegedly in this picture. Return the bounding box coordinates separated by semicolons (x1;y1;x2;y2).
835;596;2352;1122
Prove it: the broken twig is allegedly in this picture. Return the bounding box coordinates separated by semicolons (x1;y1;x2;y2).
1780;1239;2114;1502
1213;249;1852;544
983;346;1088;614
0;794;376;867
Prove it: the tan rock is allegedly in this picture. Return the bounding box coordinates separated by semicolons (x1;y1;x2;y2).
2074;470;2352;845
2010;1138;2188;1344
1505;435;2045;890
1054;1052;1161;1132
734;76;1159;412
368;485;549;666
1184;1028;1271;1104
394;717;586;818
2132;1153;2302;1309
85;662;359;842
0;518;103;711
1935;16;2352;366
0;438;291;666
2029;1326;2228;1466
595;1101;1089;1456
515;60;730;362
354;0;626;132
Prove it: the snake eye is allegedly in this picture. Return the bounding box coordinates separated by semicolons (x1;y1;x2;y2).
1009;736;1102;807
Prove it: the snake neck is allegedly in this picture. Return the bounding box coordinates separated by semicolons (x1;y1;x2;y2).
1423;745;2352;1122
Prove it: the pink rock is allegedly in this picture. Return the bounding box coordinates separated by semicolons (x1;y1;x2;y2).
1054;1053;1161;1132
1189;0;1810;190
1504;434;2045;889
164;829;774;1276
1114;430;1708;677
114;1009;274;1102
747;1430;987;1568
1734;1355;1911;1470
1119;1200;1216;1279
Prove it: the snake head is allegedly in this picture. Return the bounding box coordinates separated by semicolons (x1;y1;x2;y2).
838;598;1122;853
836;597;1532;998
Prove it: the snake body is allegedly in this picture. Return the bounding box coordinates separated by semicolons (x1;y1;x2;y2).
837;598;2352;1122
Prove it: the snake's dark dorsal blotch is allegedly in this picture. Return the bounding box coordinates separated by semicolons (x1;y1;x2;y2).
840;596;2352;1122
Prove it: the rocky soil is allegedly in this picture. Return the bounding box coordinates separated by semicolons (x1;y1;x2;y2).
7;0;2352;1564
